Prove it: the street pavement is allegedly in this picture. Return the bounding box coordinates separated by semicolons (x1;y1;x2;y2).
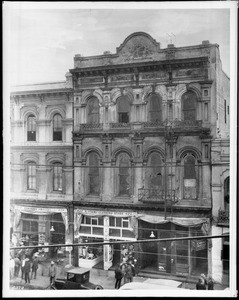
9;262;227;291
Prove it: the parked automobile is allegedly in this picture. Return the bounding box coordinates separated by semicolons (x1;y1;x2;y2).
52;267;103;290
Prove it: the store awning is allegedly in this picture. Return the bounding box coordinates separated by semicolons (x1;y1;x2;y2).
137;214;209;228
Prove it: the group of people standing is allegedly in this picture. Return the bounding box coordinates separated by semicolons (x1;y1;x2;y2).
196;273;215;290
9;254;39;284
114;261;135;289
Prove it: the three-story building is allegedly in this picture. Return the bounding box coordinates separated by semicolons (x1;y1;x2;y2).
10;32;230;282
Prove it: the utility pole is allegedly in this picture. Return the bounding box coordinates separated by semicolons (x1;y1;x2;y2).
164;125;167;220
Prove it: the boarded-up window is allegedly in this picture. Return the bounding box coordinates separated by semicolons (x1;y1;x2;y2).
27;114;36;141
148;93;162;122
88;152;100;195
182;91;197;121
53;114;62;141
87;97;99;123
184;155;196;179
118;153;130;196
117;96;130;123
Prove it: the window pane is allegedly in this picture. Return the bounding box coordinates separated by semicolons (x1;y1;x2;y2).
119;112;129;123
88;152;100;195
118;153;130;196
184;155;196;179
98;217;103;226
182;92;196;121
27;115;36;131
88;97;99;123
109;228;120;237
148;153;162;189
53;163;62;191
85;217;91;225
109;217;115;227
27;131;36;141
149;93;162;122
27;163;36;190
53;114;62;141
116;218;121;227
118;96;130;113
92;218;97;225
53;114;62;130
53;131;62;141
27;115;36;141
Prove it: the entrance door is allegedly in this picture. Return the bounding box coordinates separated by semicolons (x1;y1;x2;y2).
158;231;172;273
142;231;158;270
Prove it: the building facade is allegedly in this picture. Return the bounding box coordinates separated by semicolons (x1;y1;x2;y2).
10;74;74;255
10;32;230;281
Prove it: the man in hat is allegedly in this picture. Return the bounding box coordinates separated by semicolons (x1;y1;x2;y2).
24;257;31;284
31;256;39;279
49;261;57;286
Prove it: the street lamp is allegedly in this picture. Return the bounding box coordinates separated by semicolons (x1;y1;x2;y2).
150;231;155;238
50;225;55;258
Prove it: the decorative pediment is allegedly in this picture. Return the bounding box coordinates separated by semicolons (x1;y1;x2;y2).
116;32;160;61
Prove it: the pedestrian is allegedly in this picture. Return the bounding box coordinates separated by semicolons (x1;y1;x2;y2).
9;257;15;279
196;277;206;290
31;256;39;279
207;277;215;290
24;257;31;284
123;262;133;285
21;255;26;280
14;255;21;277
49;261;57;286
114;264;123;289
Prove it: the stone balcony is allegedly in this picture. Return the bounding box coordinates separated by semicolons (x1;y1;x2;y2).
138;188;177;205
73;119;209;139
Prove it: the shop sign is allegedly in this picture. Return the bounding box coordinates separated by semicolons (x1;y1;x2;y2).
15;205;67;214
76;209;136;217
191;239;207;251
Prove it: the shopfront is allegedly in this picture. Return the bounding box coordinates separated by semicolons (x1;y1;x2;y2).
137;215;209;276
11;205;69;258
74;209;137;270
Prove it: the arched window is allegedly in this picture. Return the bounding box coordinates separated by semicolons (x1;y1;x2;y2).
182;91;197;121
117;153;131;196
88;152;100;195
27;114;36;141
87;97;99;123
53;114;62;141
117;96;130;123
53;162;63;191
148;93;162;122
27;162;36;190
147;153;162;189
183;153;197;199
184;154;196;179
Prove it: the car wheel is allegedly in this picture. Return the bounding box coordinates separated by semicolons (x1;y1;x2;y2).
95;285;103;290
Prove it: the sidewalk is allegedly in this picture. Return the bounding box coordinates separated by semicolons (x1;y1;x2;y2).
9;263;147;290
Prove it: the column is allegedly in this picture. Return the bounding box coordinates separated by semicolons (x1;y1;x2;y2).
103;216;112;270
68;204;78;267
